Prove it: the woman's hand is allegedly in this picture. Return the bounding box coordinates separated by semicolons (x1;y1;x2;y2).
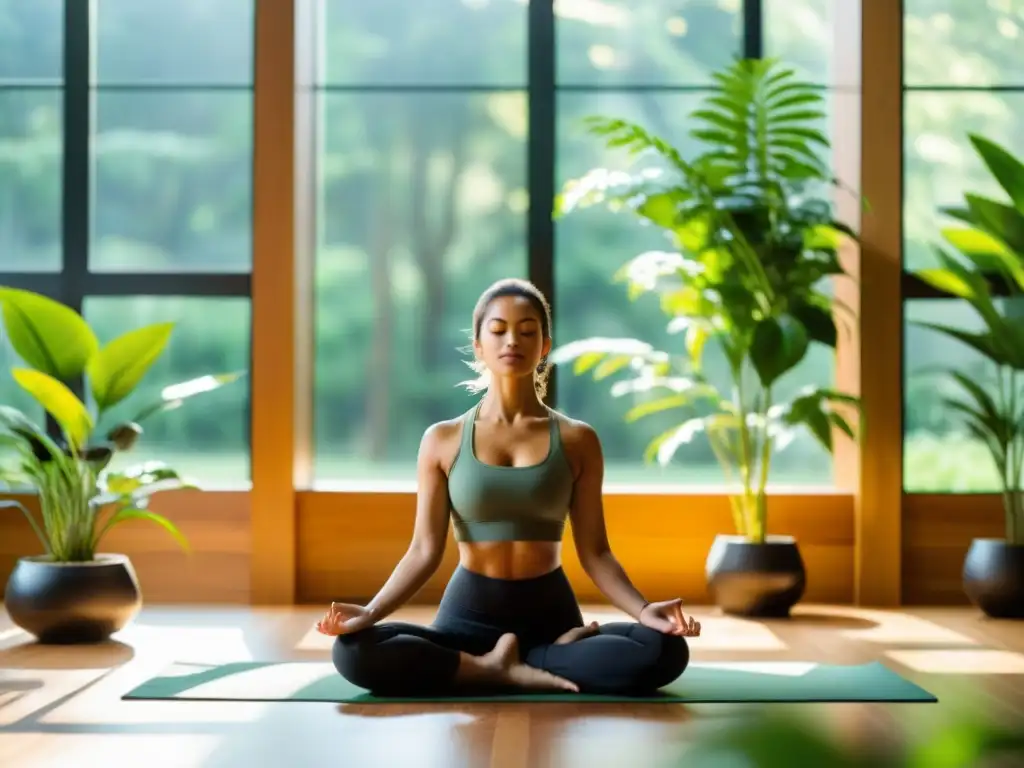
315;602;375;636
639;598;701;637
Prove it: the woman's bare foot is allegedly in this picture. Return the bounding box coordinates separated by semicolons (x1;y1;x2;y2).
455;634;579;692
554;621;599;645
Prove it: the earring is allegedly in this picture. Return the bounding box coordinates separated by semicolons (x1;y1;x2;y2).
537;357;548;373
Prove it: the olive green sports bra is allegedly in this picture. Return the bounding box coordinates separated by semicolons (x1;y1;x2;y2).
447;402;574;543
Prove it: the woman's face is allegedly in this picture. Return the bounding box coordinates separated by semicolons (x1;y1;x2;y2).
474;295;551;381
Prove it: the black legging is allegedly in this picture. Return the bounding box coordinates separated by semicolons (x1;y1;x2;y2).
332;566;690;696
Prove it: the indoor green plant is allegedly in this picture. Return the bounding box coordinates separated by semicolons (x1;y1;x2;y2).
909;133;1024;619
549;58;861;616
0;286;244;642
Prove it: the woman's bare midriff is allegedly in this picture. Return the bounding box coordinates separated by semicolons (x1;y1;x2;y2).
458;540;562;580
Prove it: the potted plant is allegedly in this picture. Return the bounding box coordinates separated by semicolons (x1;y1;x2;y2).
549;58;861;617
909;134;1024;620
0;287;244;643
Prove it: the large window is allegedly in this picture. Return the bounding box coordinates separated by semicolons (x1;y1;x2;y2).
311;0;847;487
311;1;529;481
0;0;254;487
901;0;1024;492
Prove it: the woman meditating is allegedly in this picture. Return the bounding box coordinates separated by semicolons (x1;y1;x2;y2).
316;278;701;696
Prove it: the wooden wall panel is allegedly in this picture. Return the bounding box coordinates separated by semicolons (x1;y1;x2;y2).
296;491;855;606
0;490;250;604
902;494;1005;606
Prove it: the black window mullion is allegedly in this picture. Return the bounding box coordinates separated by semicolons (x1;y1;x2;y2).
528;0;557;406
742;0;764;60
48;0;93;440
62;0;91;319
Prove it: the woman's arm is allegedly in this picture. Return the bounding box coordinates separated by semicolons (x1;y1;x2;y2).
362;424;453;623
567;423;649;620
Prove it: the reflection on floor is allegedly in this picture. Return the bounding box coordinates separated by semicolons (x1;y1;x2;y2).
1;605;1023;767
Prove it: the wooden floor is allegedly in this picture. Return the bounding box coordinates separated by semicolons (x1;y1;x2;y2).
2;604;1024;767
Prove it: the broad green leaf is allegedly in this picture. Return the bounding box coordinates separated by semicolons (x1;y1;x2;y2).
643;417;708;466
965;193;1024;253
914;268;978;300
828;412;855;440
592;355;633;380
942;226;1024;289
624;393;701;423
749;315;810;388
789;399;833;452
803;225;844;250
0;405;65;461
87;322;175;412
11;368;93;451
790;302;838;347
128;371;247;424
609;375;719;399
969;133;1024;213
685;323;710;370
549;338;655;370
0;287;99;381
636;192;679;228
96;507;190;552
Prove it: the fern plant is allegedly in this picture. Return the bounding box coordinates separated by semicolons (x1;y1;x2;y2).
550;58;861;543
0;287;245;562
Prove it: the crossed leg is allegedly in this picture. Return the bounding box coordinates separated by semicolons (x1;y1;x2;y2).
333;621;582;696
525;622;690;695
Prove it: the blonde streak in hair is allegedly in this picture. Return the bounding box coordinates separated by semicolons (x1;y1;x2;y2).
534;365;551;401
458;358;491;394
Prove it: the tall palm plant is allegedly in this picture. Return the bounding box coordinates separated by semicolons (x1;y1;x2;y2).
550;58;861;543
909;134;1024;545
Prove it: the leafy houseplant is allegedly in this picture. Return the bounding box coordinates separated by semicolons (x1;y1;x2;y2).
0;286;244;642
908;133;1024;619
549;58;861;616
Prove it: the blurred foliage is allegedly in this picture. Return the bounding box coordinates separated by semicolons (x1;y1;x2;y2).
672;709;1024;768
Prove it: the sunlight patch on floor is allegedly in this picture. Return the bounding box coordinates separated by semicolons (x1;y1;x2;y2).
0;626;28;645
682;615;787;652
35;658;272;725
118;624;254;664
0;733;222;768
0;669;103;727
885;649;1024;675
793;606;979;646
294;625;332;652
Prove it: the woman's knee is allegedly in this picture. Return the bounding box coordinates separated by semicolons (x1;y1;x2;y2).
331;626;387;690
632;625;690;687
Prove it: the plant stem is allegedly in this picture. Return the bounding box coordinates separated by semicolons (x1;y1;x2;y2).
708;429;746;534
755;387;773;544
1010;368;1024;545
734;368;756;540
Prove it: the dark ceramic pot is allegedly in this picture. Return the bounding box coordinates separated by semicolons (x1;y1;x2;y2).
963;539;1024;620
3;554;143;644
705;534;807;618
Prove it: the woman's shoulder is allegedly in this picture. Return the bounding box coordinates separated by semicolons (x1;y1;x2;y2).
548;408;602;451
419;407;476;452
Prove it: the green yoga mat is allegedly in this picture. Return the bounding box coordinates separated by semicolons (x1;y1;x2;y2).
122;660;937;704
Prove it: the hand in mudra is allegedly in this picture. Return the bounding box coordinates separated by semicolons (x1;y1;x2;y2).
315;602;374;636
639;598;701;637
